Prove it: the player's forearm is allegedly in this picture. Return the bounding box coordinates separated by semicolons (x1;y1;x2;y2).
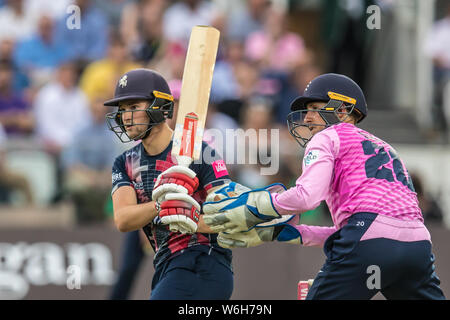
114;201;158;232
295;224;337;247
271;185;321;215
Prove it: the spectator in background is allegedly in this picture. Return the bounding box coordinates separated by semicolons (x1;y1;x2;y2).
243;7;311;127
234;96;275;189
245;7;306;73
14;15;68;86
0;122;33;205
410;172;444;226
273;63;322;124
225;0;270;42
162;0;220;44
33;62;91;202
93;0;131;27
149;41;186;83
34;62;91;154
321;0;374;90
61;96;123;224
0;59;34;137
211;40;245;104
0;39;30;93
120;0;167;64
24;0;71;20
424;3;450;136
214;58;262;123
79;32;141;102
54;0;109;69
0;0;38;44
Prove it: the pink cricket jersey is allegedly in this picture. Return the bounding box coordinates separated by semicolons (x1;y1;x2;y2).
272;123;425;246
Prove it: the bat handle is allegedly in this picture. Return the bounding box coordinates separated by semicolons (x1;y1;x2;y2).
175;155;193;168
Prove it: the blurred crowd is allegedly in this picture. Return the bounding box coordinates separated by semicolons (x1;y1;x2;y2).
0;0;446;227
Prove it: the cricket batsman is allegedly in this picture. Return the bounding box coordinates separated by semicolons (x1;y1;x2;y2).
105;69;233;300
202;73;446;300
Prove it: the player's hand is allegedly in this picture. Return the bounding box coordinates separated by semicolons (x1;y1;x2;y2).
202;183;286;234
152;165;199;203
217;215;302;248
157;193;201;234
152;165;199;233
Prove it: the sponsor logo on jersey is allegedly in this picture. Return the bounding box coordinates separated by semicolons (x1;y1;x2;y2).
212;160;228;178
304;150;320;166
112;172;123;184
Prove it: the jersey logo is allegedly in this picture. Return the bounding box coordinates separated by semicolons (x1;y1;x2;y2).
304;150;320;166
212;159;228;178
112;172;123;184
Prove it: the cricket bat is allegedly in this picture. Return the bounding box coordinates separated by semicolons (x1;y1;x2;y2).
171;26;220;167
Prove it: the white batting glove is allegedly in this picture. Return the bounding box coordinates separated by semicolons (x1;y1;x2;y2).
157;193;201;234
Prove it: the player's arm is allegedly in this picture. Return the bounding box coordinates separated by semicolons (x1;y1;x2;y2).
295;224;337;247
271;129;338;215
203;130;338;234
216;211;338;249
111;155;158;232
112;186;158;232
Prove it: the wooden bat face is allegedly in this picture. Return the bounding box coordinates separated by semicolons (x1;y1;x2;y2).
171;26;220;167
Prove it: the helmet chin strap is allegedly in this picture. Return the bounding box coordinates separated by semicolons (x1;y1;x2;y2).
132;119;164;141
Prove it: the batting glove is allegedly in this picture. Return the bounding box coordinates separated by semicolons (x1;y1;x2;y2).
152;165;199;203
158;193;201;234
217;215;303;248
203;183;286;234
152;165;200;234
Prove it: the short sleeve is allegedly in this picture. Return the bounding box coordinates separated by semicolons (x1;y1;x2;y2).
111;154;133;195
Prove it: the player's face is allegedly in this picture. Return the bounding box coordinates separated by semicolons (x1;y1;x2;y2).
304;102;327;136
118;100;150;139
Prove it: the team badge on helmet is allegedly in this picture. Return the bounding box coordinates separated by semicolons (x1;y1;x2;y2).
119;75;127;88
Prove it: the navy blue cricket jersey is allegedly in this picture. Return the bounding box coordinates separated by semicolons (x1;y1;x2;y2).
111;140;232;270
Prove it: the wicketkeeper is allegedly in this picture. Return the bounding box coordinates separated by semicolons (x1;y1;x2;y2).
202;73;446;300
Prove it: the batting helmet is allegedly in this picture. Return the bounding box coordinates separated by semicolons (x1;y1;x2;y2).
287;73;368;147
105;69;174;143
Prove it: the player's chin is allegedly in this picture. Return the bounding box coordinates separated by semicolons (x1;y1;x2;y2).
126;128;142;140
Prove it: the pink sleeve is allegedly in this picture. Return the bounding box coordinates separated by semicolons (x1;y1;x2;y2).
283;214;337;247
295;224;337;247
271;128;339;215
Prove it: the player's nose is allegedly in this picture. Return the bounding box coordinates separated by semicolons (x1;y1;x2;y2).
303;111;315;123
121;111;133;124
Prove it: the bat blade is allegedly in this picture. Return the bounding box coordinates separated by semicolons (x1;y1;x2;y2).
171;26;220;167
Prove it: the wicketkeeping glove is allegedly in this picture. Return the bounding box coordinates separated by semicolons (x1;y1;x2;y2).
202;183;286;234
217;215;302;248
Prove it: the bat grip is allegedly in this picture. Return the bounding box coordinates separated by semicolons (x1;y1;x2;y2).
175;155;193;168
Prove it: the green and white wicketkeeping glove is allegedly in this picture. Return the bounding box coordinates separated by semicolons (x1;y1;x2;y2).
216;215;303;248
203;183;286;234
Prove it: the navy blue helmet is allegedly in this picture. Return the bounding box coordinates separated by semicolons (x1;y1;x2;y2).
105;69;174;142
287;73;368;147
